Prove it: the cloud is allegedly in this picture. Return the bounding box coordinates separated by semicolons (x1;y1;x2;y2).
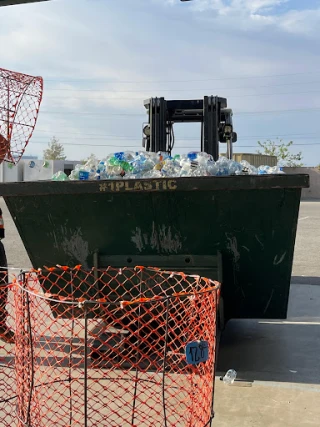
232;0;287;14
182;0;320;36
188;0;287;14
1;0;320;165
278;8;320;35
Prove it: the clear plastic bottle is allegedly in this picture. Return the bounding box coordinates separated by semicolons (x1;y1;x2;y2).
161;158;181;177
69;168;80;180
238;160;258;175
258;165;270;175
223;369;237;385
55;150;286;180
215;156;230;176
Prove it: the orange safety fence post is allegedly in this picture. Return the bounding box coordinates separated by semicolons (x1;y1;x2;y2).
3;266;220;427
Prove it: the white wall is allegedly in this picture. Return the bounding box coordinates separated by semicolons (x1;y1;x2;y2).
22;160;79;181
283;167;320;200
0;160;80;182
0;162;23;182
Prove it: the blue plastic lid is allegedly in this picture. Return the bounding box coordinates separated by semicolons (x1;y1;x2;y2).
79;170;90;180
187;152;198;161
114;152;125;161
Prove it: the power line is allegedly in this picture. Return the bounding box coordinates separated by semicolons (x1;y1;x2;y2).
29;140;320;147
238;108;320;115
43;82;320;94
37;107;320;116
232;143;320;147
43;71;319;84
34;130;319;138
43;88;320;100
30;135;320;141
39;111;144;116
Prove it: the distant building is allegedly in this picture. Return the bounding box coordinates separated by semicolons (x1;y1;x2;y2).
22;155;38;160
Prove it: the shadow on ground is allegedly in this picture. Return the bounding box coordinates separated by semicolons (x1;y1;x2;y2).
291;276;320;285
217;314;320;386
217;282;320;385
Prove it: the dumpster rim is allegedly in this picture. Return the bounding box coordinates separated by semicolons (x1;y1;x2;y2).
0;174;310;197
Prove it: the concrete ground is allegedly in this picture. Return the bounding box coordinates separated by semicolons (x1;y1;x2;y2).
0;199;319;426
292;201;320;281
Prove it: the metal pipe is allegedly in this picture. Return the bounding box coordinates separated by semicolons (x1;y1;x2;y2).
226;137;233;160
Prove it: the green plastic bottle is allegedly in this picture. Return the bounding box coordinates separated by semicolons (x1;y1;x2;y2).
52;171;69;181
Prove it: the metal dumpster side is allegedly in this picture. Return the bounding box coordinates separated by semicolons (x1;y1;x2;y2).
0;174;309;322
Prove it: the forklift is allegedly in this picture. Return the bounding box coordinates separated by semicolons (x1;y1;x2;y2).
142;96;237;160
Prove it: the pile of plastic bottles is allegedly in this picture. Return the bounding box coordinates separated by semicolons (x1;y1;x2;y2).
52;151;284;181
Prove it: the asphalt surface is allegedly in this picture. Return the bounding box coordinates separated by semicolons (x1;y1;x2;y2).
0;197;31;270
292;201;320;280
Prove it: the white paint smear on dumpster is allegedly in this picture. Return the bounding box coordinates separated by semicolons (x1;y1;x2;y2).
60;227;90;268
131;227;144;252
255;234;264;249
131;222;182;253
273;251;287;266
263;288;275;314
226;234;240;264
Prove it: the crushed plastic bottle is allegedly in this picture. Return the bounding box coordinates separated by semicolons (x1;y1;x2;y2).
52;171;69;181
222;369;237;385
52;151;286;181
234;160;258;175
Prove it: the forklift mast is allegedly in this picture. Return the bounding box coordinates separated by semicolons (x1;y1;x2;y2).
142;96;237;161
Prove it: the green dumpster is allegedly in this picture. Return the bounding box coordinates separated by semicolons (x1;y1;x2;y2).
0;173;309;322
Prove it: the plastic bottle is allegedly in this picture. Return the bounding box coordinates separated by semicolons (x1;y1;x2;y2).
161;158;181;177
52;171;69;181
258;165;270;175
237;160;258;175
227;160;242;175
52;150;286;181
270;165;285;174
69;168;80;180
215;156;231;176
179;155;193;176
223;369;237;385
79;170;90;180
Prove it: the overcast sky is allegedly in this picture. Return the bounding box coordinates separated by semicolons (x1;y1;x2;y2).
1;0;320;165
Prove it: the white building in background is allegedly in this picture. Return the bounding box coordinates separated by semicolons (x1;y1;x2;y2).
0;161;24;183
0;160;80;183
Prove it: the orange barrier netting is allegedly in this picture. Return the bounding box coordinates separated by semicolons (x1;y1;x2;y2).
1;266;220;426
0;266;16;426
0;67;43;164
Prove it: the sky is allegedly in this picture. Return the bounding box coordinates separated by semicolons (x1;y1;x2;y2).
1;0;320;165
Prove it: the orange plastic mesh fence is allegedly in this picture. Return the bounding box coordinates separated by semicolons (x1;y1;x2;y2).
0;274;16;426
2;266;220;427
0;67;43;164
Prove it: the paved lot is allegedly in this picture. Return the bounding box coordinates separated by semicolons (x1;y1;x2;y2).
292;201;320;280
0;199;319;426
0;197;32;270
